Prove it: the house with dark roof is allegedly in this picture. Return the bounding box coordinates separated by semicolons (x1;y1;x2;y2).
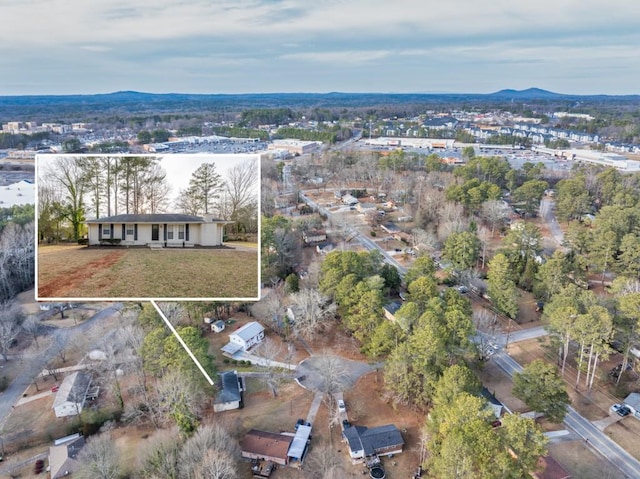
49;434;86;479
383;301;402;322
85;213;232;247
213;370;243;412
241;430;294;466
342;424;404;460
53;371;93;418
481;387;504;418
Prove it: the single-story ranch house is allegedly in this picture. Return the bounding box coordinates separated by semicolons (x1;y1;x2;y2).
241;430;294;466
85;213;232;247
342;424;404;460
213;370;243;412
53;371;93;418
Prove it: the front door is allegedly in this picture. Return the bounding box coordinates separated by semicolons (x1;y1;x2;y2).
151;224;159;241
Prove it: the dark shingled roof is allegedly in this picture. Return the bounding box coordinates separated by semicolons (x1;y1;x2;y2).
85;214;216;223
343;424;404;456
214;371;241;404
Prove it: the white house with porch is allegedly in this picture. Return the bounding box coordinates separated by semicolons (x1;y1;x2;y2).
85;213;232;247
221;321;265;356
53;371;93;418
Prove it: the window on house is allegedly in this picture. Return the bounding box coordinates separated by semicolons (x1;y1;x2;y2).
167;225;174;240
126;227;134;236
178;225;185;240
102;227;110;236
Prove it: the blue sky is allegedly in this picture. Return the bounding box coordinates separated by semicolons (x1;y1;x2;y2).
2;0;639;95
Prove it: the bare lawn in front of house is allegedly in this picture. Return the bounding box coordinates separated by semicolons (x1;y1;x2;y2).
37;244;258;299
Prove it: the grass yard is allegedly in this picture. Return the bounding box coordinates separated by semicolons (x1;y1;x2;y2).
37;244;258;299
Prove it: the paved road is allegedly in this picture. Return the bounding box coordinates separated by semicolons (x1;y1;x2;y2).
0;304;122;433
540;198;566;250
299;191;407;276
492;352;640;479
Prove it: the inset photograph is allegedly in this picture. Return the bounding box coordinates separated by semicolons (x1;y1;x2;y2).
36;154;259;300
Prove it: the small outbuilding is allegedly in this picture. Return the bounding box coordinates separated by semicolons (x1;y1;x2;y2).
53;372;93;418
211;320;226;333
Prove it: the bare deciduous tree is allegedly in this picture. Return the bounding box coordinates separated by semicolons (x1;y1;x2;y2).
304;443;344;479
179;423;240;479
137;428;181;479
74;433;121;479
254;338;285;397
250;285;285;334
22;315;43;348
0;302;24;361
289;288;336;340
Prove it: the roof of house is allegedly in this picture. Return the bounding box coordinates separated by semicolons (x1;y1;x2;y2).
231;321;265;342
343;424;404;456
214;371;241;404
241;429;293;460
383;301;402;316
53;372;92;409
481;387;503;407
85;213;226;224
49;435;85;479
624;392;640;410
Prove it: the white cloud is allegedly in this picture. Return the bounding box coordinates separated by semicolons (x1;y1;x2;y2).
0;0;639;94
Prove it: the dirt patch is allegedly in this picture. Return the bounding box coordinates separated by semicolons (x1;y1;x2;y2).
38;249;126;297
37;245;259;299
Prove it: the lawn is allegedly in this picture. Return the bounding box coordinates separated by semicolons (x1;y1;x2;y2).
37;244;259;299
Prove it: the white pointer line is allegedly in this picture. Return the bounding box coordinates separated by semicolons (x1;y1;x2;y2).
151;300;215;386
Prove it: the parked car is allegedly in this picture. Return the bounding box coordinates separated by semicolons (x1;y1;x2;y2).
342;419;351;428
34;459;44;474
456;285;469;294
337;399;346;413
611;403;632;417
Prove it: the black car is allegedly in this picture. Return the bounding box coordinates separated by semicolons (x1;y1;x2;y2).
342;419;351;428
618;406;632;417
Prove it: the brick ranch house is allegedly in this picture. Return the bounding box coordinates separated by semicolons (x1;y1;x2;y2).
85;213;232;247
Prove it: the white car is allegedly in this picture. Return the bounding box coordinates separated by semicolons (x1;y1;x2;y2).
337;399;346;413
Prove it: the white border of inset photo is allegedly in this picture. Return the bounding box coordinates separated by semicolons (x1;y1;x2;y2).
35;153;261;302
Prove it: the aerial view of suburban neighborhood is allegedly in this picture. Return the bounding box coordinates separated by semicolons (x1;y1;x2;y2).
2;2;640;479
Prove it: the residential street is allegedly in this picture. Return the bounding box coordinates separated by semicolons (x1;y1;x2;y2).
492;352;640;479
0;304;122;433
540;198;566;249
299;191;408;275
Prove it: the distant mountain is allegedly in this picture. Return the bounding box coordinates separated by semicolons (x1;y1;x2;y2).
489;88;565;99
1;89;639;122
